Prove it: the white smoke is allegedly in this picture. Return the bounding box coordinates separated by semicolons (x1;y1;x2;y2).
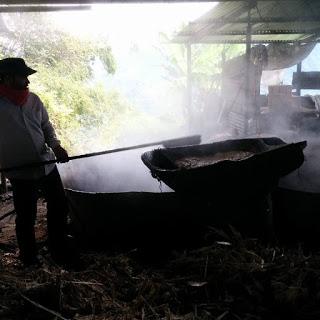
59;147;173;193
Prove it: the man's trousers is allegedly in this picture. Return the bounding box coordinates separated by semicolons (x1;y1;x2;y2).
10;166;68;264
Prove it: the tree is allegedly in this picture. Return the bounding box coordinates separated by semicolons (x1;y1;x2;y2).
157;32;245;131
0;12;135;154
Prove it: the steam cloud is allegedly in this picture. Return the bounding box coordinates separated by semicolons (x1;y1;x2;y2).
59;148;173;193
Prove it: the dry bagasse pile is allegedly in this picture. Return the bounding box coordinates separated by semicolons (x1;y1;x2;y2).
1;197;320;319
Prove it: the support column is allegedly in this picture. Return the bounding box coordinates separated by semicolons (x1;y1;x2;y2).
186;42;192;130
244;1;253;135
296;62;302;96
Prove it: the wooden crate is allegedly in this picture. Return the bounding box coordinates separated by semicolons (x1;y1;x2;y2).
267;85;293;111
268;85;292;96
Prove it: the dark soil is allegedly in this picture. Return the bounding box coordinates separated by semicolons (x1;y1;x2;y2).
0;193;320;320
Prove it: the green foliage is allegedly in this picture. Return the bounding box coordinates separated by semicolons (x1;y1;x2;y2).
1;13;116;79
159;32;245;92
0;12;135;154
31;65;134;154
157;32;245;130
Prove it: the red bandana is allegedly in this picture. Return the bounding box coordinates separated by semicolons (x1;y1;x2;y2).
0;84;29;106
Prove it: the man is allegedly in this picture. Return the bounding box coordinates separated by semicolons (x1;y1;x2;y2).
0;57;70;267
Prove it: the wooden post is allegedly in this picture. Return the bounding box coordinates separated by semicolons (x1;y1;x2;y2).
186;42;192;130
244;2;252;135
296;62;302;96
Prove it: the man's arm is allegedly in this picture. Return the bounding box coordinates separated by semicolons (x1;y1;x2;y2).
40;100;69;163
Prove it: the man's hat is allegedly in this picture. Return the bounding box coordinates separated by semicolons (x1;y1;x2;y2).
0;58;36;76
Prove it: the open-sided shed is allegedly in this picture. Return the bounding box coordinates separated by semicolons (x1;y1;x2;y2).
172;0;320;135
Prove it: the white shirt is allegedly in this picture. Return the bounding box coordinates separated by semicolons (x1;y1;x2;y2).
0;92;60;180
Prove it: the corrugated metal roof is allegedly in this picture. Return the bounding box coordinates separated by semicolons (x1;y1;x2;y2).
174;0;320;43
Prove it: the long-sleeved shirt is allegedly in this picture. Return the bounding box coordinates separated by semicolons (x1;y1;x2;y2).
0;92;60;180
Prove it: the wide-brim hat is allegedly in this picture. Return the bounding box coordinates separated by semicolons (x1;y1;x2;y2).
0;57;36;76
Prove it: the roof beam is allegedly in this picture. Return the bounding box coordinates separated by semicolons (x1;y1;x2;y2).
0;5;90;12
1;0;315;3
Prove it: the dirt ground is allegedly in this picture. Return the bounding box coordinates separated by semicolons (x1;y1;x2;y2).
1;193;320;320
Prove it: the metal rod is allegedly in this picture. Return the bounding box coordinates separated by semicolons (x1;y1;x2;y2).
0;135;200;173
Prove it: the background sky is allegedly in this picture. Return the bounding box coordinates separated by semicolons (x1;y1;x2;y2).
54;3;215;50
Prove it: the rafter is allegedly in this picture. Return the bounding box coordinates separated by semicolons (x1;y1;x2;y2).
0;5;90;12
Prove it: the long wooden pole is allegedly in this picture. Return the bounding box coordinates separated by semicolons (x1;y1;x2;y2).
0;135;201;173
